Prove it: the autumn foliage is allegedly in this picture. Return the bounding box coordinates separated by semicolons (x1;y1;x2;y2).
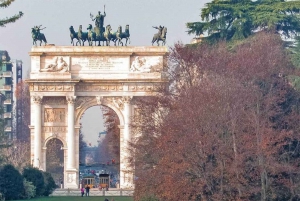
132;32;300;201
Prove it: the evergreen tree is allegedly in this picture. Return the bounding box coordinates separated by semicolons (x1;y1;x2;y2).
23;167;45;196
187;0;300;42
0;164;24;200
0;0;23;27
42;172;57;196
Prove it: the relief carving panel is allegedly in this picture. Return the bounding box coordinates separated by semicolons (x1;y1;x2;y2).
44;108;65;123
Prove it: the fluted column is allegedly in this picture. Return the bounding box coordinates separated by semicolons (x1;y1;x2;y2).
123;96;132;143
33;96;42;169
66;96;76;169
121;96;133;188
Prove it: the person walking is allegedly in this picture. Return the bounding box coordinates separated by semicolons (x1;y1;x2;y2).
80;187;85;197
85;185;90;196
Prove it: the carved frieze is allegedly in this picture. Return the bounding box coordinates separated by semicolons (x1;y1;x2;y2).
75;84;124;92
43;97;66;105
31;84;74;92
44;108;65;122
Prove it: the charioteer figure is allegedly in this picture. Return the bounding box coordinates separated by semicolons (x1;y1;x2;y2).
90;5;106;34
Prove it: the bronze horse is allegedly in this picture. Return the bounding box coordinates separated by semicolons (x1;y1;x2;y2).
31;28;47;46
69;26;79;46
77;25;88;46
116;25;130;46
152;27;167;46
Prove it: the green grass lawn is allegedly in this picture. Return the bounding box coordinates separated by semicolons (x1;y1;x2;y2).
15;196;133;201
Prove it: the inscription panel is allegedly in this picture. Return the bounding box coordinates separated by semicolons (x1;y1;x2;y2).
71;56;129;72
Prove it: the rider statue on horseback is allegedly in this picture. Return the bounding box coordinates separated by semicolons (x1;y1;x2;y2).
34;25;46;39
152;25;167;46
153;25;164;36
32;25;47;46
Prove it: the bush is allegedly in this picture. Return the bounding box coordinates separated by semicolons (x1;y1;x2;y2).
0;164;24;200
23;167;45;196
42;172;57;196
22;179;36;199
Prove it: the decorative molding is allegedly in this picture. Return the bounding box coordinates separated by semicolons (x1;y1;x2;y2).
36;85;74;92
75;84;123;92
66;96;76;105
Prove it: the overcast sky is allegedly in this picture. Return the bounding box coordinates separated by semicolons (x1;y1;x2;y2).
0;0;210;146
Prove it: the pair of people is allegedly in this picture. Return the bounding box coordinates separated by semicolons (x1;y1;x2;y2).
81;185;90;197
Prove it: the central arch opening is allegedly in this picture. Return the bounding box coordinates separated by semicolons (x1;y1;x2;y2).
46;138;64;186
79;105;120;189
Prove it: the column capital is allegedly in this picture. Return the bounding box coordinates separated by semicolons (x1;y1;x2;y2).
32;96;43;104
122;96;133;104
66;96;76;104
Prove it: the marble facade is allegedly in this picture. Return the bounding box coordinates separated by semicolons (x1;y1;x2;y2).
28;46;168;189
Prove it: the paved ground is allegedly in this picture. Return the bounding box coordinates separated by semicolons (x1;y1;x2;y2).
51;188;133;197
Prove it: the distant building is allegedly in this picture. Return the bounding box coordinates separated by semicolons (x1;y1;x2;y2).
0;51;14;140
190;34;204;44
0;51;23;141
13;60;23;140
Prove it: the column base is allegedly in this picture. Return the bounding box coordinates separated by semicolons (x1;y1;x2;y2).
64;169;79;189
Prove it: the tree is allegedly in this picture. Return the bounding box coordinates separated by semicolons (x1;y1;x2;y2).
23;167;45;196
79;125;87;165
22;179;36;199
187;0;300;42
42;172;57;196
101;106;120;164
0;140;30;171
0;0;23;27
15;81;30;142
0;164;24;200
132;32;300;201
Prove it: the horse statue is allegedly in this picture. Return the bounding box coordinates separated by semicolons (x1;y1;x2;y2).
152;26;167;46
110;31;117;46
31;27;47;46
87;24;97;46
69;26;79;46
87;24;112;46
77;25;88;46
116;25;130;46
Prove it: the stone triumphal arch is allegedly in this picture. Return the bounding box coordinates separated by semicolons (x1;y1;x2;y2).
28;46;168;189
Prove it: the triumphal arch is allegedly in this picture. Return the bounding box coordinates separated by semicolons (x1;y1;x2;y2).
28;46;168;189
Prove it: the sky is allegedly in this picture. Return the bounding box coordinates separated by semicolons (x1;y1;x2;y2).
0;0;210;146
